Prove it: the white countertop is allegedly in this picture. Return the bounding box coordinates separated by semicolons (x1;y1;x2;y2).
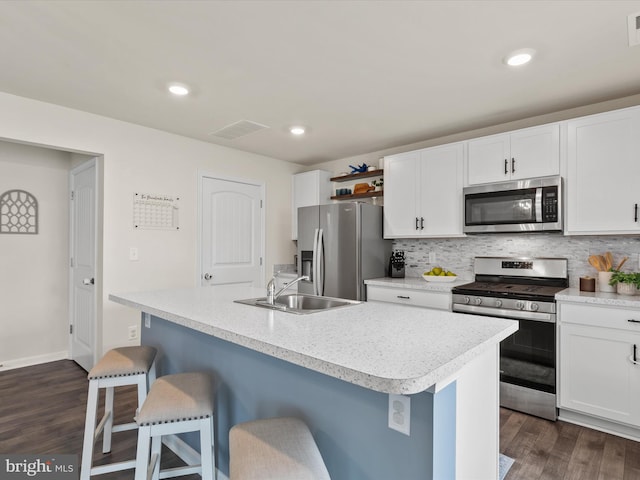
365;276;472;292
557;288;640;309
109;286;517;395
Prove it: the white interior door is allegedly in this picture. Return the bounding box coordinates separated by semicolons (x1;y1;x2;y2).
200;175;264;287
70;159;97;371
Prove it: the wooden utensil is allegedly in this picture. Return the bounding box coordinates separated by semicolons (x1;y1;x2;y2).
588;255;603;271
616;256;628;271
605;252;614;271
597;255;607;271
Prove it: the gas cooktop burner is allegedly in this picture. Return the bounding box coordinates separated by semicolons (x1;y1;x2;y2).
453;281;567;300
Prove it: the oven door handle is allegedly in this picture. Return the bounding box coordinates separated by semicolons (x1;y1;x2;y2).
452;304;556;323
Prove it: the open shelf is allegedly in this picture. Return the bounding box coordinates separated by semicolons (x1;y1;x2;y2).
330;191;383;201
330;169;383;182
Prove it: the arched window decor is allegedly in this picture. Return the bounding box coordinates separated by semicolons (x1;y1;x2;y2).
0;189;39;234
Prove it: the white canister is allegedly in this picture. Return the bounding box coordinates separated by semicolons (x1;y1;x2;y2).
598;271;615;292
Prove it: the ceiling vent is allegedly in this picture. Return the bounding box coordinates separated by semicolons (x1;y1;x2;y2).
628;11;640;47
209;120;269;140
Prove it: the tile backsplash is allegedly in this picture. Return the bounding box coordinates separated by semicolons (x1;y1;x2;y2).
393;234;640;288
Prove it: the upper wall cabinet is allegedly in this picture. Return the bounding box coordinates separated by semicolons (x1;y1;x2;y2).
467;124;560;185
384;142;464;238
566;106;640;235
291;170;332;240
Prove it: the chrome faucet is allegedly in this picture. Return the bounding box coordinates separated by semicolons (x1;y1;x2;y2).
266;274;309;305
266;272;280;305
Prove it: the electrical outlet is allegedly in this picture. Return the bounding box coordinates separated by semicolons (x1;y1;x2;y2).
128;325;138;340
429;251;436;264
388;394;411;435
129;247;139;261
144;314;151;329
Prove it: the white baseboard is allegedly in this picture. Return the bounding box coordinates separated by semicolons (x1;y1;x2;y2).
162;434;228;480
0;351;68;371
558;408;640;442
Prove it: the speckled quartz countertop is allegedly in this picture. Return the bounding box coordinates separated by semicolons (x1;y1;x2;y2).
109;286;517;395
364;276;473;292
557;288;640;309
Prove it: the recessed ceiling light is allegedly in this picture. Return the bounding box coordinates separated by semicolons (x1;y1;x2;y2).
504;48;536;67
168;84;189;96
290;126;306;135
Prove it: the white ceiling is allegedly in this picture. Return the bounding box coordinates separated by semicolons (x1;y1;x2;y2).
1;1;640;165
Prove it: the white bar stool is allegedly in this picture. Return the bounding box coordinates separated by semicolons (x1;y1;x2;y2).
80;345;157;480
229;417;331;480
134;372;216;480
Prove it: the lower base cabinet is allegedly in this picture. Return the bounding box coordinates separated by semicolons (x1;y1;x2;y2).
559;302;640;428
366;285;450;310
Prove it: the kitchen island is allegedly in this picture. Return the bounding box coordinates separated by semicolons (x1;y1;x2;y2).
110;286;517;480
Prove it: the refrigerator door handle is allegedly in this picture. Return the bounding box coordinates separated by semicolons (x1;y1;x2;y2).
317;228;325;296
312;228;319;296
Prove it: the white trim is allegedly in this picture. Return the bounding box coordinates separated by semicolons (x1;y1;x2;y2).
162;434;229;480
0;350;68;371
558;408;640;442
196;170;266;287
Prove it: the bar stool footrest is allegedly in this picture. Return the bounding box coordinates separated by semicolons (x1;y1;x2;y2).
111;421;138;433
158;465;202;479
90;459;136;476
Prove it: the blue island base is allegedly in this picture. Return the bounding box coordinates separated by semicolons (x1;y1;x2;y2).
142;314;498;480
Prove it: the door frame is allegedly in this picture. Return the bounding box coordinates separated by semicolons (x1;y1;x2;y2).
196;171;266;287
69;156;102;370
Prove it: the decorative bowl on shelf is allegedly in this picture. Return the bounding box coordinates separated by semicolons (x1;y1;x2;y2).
422;275;457;283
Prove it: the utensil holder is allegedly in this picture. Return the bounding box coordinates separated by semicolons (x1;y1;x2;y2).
597;271;615;292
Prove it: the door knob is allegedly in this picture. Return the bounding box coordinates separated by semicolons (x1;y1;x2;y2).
83;278;95;285
204;273;213;280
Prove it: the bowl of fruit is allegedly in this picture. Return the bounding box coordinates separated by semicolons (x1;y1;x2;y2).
422;267;457;282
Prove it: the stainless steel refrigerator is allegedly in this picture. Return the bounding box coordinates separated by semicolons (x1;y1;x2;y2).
297;203;391;300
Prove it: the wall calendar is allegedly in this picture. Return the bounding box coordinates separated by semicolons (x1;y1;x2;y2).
133;192;179;230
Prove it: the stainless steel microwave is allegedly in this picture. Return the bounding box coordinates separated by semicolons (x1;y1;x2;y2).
463;176;562;234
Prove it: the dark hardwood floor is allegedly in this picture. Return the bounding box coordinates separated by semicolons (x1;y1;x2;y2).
0;360;199;479
2;360;640;479
501;407;640;480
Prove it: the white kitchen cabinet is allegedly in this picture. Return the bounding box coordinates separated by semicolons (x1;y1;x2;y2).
467;123;559;185
367;285;450;310
559;302;640;427
291;170;331;240
383;142;464;238
566;106;640;234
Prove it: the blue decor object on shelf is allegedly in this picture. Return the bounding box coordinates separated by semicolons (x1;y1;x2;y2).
349;163;369;173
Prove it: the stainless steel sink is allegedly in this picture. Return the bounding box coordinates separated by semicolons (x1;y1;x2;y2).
235;293;360;315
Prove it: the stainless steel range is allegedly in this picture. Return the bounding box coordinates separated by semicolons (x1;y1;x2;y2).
452;257;568;421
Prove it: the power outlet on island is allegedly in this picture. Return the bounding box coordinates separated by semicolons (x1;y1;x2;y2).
388;394;411;436
429;251;436;264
